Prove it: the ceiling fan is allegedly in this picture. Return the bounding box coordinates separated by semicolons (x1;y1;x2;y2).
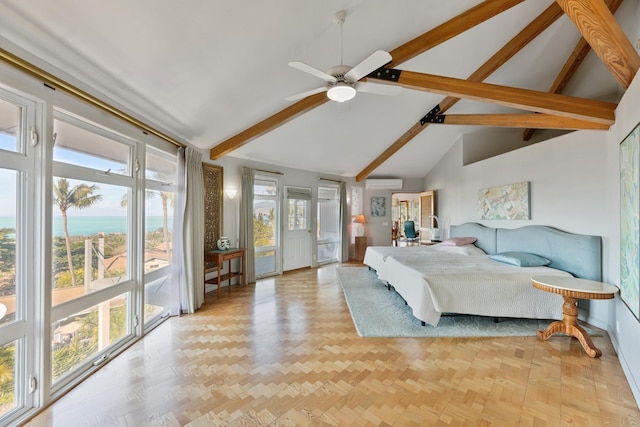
286;10;402;103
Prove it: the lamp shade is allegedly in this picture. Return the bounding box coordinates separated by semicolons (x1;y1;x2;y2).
353;214;367;224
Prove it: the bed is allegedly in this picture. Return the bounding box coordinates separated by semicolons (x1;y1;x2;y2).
363;223;602;326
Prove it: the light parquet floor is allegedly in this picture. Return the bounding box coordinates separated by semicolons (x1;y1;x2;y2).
26;263;640;426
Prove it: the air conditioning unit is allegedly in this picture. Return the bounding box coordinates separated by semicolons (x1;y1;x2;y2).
365;179;403;190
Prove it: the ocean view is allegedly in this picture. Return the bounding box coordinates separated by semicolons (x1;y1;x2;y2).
0;216;172;237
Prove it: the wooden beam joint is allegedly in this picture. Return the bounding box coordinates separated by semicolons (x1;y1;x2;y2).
420;105;445;125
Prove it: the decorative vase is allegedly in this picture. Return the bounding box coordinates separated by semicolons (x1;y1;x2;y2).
217;236;231;250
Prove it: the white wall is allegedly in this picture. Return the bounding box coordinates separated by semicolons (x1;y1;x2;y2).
424;71;640;408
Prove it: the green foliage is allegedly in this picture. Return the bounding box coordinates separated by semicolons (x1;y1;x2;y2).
52;305;127;381
0;342;15;407
0;228;16;273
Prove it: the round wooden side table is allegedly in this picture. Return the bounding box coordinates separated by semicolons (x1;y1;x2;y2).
531;275;618;358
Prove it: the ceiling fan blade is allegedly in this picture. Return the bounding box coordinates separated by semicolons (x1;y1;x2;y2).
357;81;402;96
285;86;328;101
345;50;392;82
288;61;338;83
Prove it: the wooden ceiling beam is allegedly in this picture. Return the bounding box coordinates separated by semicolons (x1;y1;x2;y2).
356;3;565;182
424;113;609;130
524;0;624;140
210;0;524;160
368;69;616;124
556;0;640;89
388;0;524;67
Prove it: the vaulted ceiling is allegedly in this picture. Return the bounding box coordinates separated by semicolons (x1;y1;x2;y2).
1;0;638;180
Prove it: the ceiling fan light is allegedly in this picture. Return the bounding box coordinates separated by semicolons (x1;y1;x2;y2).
327;83;356;102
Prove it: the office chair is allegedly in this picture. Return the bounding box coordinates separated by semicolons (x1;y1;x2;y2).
403;220;419;242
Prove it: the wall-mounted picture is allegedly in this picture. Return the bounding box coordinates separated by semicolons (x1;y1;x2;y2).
371;196;386;217
478;181;530;220
620;122;640;321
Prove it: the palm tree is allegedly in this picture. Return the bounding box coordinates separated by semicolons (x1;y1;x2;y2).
53;178;103;288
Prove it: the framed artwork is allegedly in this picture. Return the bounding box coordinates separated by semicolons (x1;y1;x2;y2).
203;163;223;254
371;196;386;217
477;181;530;220
620;122;640;320
351;186;363;216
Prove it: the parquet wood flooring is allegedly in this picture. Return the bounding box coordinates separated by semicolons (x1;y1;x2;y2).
25;264;640;426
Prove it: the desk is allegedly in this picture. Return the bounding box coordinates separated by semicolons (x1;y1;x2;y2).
205;248;246;299
531;275;618;357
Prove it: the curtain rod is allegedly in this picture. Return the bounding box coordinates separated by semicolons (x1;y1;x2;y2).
0;47;184;149
318;177;342;183
255;168;284;175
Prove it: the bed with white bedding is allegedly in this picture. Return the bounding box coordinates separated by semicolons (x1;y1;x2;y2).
363;244;485;282
364;223;602;326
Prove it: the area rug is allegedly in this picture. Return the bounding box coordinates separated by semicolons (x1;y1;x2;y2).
336;267;602;338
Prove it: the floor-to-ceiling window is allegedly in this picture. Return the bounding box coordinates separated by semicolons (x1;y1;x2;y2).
0;63;179;426
143;147;175;327
50;111;137;389
0;89;37;423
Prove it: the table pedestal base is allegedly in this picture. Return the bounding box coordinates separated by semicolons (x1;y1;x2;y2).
537;296;601;358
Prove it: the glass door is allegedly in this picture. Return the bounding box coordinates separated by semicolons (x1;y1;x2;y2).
253;178;279;277
317;186;340;264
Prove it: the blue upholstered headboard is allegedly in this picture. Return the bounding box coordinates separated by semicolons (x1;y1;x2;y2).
449;223;602;281
450;223;497;255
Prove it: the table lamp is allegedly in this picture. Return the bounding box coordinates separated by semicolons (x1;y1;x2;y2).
353;214;367;237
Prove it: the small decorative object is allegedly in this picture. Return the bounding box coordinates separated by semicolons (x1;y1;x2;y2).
217;236;231;250
371;197;386;217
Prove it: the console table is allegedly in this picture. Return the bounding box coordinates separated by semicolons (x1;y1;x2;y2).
205;248;246;299
531;275;618;357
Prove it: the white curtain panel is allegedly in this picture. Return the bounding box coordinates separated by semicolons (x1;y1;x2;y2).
239;166;256;283
171;147;205;314
339;181;349;263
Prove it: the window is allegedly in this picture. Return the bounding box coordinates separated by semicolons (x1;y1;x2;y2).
0;88;35;424
51;112;137;390
143;147;175;325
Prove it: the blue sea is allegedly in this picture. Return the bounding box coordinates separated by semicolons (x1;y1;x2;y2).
0;216;172;237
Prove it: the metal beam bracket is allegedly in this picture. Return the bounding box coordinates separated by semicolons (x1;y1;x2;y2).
420;105;445;125
367;67;402;82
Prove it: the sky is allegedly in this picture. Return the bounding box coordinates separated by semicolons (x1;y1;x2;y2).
0;134;171;217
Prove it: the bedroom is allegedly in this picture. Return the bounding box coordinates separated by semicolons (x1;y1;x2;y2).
1;0;640;425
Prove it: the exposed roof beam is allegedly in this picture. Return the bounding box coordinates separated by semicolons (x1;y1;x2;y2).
368;69;616;124
524;0;625;140
556;0;640;89
422;113;609;130
387;0;525;67
210;0;524;160
356;3;565;182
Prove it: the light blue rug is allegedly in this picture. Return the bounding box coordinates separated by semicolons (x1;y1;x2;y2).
336;267;601;338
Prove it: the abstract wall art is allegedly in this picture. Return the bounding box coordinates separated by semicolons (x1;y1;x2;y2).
620;122;640;320
478;181;530;220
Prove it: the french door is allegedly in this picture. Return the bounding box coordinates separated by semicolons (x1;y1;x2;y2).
283;186;311;271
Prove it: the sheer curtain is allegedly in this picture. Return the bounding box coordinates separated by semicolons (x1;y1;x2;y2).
171;147;204;315
239;166;256;283
339;181;349;263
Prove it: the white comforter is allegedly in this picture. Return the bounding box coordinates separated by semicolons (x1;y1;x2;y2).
382;254;569;326
363;244;486;282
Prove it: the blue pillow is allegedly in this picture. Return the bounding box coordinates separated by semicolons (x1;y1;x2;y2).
489;252;551;267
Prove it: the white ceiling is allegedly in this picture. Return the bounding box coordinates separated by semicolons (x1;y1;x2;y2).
0;0;637;179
